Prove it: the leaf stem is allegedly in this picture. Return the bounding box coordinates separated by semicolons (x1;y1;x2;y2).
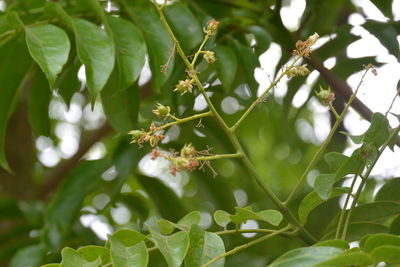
202;226;291;267
148;111;212;134
153;1;316;245
285;66;372;204
230;55;303;132
196;152;243;161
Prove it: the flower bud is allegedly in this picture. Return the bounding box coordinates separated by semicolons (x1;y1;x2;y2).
174;79;193;95
204;19;219;36
152;103;170;118
175;157;190;168
149;134;164;147
129;130;145;142
204;51;216;64
181;143;196;158
308;33;319;46
316;86;335;106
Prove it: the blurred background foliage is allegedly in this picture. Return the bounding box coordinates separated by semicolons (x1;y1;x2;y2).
0;0;399;266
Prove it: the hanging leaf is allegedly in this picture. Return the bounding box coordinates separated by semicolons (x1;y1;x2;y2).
25;24;70;89
106;229;148;248
364;21;400;61
28;68;51;137
335;149;365;181
122;0;174;90
215;46;238;92
157;211;201;235
107;16;146;91
363;112;390;148
56;56;81;107
148;226;189;267
349;201;400;223
323;222;388;242
0;37;32;172
184;225;225;267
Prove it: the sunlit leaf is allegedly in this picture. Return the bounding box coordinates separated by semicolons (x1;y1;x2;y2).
109;236;148;267
230;207;282;226
213;210;232;228
60;247;101;267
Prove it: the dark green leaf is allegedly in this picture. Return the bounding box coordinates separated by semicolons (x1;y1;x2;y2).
184;225;225;267
60;247;101;267
247;25;272;53
56;56;81;107
269;246;343;267
148;226;189;267
28;67;51;137
388;127;400;151
316;251;373;267
335;149;365;181
109;236;148;267
215;46;238;91
0;37;32;172
164;3;203;52
371;246;400;264
313;174;336;200
389;215;400;234
25;24;70;89
101;70;139;133
362;233;400;252
350;201;400;223
364;21;399;60
10;243;45;267
77;246;110;265
298;188;348;225
43;159;111;250
230;207;282;226
375;178;400;202
213;210;231;228
107;16;146;91
363;112;390;147
370;0;393;19
323;222;388;242
324;152;349;172
123;0;174;89
107;229;148;248
313;239;349;250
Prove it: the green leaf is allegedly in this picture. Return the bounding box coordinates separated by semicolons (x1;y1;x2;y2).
164;3;203;52
25;24;70;89
231;40;260;94
269;246;344;267
339;131;363;144
388;127;400;151
77;246;110;265
362;233;400;252
56;56;81;107
313;174;336;200
72;18;115;104
335;149;365;181
43;158;111;250
323;222;388;242
389;215;400;234
370;0;393;19
60;247;101;267
184;225;225;267
107;16;146;91
371;246;400;264
109;236;148;267
363;112;390;147
215;46;238;91
107;229;148;248
148;226;189;267
324;152;349;172
213;210;232;228
123;0;174;89
313;239;349;250
375;178;400;202
230;207;282;226
316;251;373;267
28;67;51;137
298;188;348;225
157;219;177;235
247;25;272;53
10;243;45;267
364;21;400;61
350;201;400;223
101;70;139;133
0;37;32;172
177;211;201;230
41;264;59;267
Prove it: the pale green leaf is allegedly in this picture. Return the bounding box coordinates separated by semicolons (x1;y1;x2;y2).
213;210;231;228
109;236;148;267
60;247;101;267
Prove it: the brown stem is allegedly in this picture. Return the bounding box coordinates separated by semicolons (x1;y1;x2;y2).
38;123;113;198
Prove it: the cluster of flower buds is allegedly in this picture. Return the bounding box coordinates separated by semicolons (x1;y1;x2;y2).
286;64;310;78
204;19;219;36
203;51;216;64
174;79;193;95
152;103;171;118
129;123;165;147
150;144;200;176
292;33;319;58
316;86;335;106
